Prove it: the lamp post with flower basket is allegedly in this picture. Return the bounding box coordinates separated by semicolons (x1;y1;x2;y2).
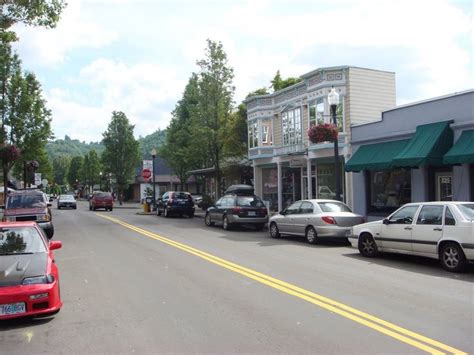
328;87;342;201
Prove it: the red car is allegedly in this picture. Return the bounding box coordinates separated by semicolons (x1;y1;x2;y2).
89;192;114;211
0;222;62;320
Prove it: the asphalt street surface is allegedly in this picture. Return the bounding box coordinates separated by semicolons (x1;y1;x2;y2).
1;201;473;354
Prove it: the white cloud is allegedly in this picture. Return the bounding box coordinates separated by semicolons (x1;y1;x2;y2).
11;0;473;141
13;1;117;66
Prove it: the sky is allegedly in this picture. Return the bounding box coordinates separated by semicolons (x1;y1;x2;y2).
11;0;474;143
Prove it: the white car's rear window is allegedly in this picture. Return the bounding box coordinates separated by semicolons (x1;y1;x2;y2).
458;204;474;219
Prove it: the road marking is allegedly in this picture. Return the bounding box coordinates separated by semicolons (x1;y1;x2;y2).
98;214;467;355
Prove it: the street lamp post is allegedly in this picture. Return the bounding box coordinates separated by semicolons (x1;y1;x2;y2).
151;148;157;211
328;87;342;201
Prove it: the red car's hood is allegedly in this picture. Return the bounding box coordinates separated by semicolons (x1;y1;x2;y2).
0;253;47;287
4;207;46;216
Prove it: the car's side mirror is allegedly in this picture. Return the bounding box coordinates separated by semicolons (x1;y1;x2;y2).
383;218;390;225
279;210;286;215
47;202;52;207
50;241;62;250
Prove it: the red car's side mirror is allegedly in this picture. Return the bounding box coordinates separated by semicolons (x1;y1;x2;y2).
50;241;62;250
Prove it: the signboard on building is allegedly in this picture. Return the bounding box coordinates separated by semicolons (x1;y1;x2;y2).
34;173;42;186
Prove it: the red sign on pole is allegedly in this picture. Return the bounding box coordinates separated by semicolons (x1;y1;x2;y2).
142;168;152;180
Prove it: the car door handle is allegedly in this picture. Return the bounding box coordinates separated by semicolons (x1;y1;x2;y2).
404;226;412;230
433;227;443;231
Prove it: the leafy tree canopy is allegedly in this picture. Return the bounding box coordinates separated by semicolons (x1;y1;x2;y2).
101;111;140;196
271;70;302;92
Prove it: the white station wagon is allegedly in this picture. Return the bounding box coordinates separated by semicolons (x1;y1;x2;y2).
349;202;474;272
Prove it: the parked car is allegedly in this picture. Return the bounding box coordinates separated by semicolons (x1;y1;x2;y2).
205;193;268;230
0;221;62;319
269;199;364;244
2;190;54;239
349;202;474;272
57;194;77;209
89;192;114;211
157;191;195;218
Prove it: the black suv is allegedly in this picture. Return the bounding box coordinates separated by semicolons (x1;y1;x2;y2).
204;185;268;231
157;191;195;218
2;190;54;238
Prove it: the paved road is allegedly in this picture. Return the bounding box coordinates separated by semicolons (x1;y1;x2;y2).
1;201;473;354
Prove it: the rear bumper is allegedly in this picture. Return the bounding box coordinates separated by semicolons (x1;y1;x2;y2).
167;206;195;214
0;282;62;320
227;215;268;224
315;226;352;238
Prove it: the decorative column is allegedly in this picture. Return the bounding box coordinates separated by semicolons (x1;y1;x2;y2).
306;158;312;199
277;161;282;211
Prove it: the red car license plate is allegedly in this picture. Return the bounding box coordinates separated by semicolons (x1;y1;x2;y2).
0;302;26;316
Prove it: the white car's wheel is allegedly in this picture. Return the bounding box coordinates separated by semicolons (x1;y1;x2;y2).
305;226;318;244
440;243;467;272
358;233;379;257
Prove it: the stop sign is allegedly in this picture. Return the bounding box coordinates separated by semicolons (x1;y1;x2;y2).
142;168;152;180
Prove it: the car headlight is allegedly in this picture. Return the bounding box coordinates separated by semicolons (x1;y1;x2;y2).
22;274;55;285
37;214;50;222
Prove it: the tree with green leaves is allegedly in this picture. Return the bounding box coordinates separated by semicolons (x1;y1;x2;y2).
80;149;101;193
101;111;140;200
1;0;66;42
0;41;53;191
52;155;69;186
161;74;206;190
271;70;302;91
194;39;235;198
223;103;248;159
67;156;83;189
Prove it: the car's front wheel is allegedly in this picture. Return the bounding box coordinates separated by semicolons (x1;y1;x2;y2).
440;242;467;272
358;233;379;257
205;213;214;226
269;222;280;238
305;226;319;244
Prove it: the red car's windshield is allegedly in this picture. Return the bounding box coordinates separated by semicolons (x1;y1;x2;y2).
0;227;46;254
6;194;46;209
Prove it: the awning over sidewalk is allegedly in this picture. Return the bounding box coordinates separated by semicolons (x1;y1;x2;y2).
443;129;474;165
392;120;453;168
345;139;410;172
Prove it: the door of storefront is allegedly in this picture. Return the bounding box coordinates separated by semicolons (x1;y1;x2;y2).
435;172;453;201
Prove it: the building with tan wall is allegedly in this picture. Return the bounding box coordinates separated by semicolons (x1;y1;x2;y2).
245;66;395;211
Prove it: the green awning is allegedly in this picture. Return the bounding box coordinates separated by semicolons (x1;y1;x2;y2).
392;120;453;168
345;139;410;172
443;129;474;165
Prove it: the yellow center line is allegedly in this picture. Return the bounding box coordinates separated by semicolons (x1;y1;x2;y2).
98;214;467;355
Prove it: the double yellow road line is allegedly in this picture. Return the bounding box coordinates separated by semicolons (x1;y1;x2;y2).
98;214;466;355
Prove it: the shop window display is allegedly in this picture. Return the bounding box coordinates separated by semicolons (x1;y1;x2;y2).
369;169;411;214
262;169;278;211
316;163;344;201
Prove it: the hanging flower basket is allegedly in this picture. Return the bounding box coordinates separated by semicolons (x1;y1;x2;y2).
0;145;21;162
308;123;338;144
26;160;40;171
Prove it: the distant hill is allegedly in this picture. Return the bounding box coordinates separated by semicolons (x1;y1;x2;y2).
46;130;167;160
138;129;167;159
46;135;105;160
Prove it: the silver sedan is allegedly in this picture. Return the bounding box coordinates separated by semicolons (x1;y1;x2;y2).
269;199;364;244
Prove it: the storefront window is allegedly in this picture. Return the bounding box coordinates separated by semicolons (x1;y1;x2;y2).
282;168;301;208
316;163;344;201
262;168;278;211
309;99;325;127
369;169;411;214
